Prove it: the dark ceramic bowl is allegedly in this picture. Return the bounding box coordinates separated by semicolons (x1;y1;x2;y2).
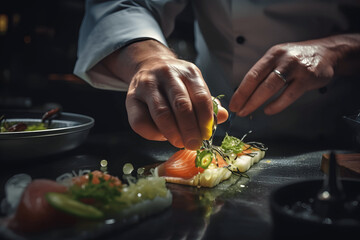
270;178;360;240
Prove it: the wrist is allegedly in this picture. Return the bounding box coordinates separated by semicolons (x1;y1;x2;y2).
326;34;360;76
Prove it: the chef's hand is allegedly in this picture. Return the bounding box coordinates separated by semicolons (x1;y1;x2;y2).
102;40;228;150
229;34;360;116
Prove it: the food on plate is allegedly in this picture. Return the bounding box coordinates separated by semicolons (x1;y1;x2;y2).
155;149;232;188
0;120;47;132
5;179;75;233
0;107;61;132
2;170;172;233
220;134;266;172
155;134;267;188
155;95;267;188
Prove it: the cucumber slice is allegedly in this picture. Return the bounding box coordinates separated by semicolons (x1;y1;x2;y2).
46;192;104;220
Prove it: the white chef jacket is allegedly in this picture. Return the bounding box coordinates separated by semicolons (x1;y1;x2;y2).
74;0;360;142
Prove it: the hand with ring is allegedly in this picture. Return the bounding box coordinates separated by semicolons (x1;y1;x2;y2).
229;34;360;116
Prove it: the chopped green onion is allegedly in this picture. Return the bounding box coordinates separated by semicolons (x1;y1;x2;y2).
220;133;245;154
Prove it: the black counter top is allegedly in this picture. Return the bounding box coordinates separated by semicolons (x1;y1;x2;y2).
0;130;352;240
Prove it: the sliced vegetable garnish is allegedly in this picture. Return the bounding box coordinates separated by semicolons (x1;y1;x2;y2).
46;192;104;220
220;133;245;154
196;150;213;169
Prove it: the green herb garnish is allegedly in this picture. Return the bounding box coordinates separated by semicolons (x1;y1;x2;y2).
69;173;122;208
196;95;225;169
220;133;245;154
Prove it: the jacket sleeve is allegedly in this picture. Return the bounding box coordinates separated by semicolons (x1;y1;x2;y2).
74;0;188;91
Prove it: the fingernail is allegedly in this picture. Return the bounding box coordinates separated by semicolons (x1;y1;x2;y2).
186;139;202;150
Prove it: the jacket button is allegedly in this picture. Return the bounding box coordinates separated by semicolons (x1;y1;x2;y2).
236;36;246;44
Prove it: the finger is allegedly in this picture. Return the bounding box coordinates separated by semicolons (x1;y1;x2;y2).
165;64;214;146
132;76;185;148
264;80;306;115
229;54;276;113
177;66;214;140
189;89;214;141
125;93;167;142
213;98;229;124
217;106;229;124
164;75;203;150
144;91;186;149
183;68;214;140
236;68;289;116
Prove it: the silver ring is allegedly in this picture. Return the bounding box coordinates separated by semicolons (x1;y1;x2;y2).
273;69;287;83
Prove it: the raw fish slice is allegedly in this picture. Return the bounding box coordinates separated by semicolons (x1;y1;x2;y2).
156;149;231;188
160;149;204;179
7;180;75;233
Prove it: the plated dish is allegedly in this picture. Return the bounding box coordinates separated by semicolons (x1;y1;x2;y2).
155;95;267;188
0;163;173;240
0;110;94;162
155;134;267;188
0;153;256;240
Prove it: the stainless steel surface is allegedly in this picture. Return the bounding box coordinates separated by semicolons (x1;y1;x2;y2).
0;110;94;161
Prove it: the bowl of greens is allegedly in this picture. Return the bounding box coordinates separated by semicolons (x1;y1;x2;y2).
0;109;94;162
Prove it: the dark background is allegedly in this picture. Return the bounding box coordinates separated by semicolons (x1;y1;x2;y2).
0;0;195;134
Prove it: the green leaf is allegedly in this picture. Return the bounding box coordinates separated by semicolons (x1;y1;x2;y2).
220;133;245;154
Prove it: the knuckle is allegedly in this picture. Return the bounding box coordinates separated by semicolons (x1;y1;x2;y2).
173;97;192;114
137;75;157;90
288;54;301;66
268;44;287;57
152;105;173;122
157;64;172;75
247;69;260;82
187;63;201;76
179;64;202;82
194;91;211;105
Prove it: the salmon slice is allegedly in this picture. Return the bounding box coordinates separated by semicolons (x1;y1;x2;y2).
237;144;260;156
7;179;75;233
158;149;228;180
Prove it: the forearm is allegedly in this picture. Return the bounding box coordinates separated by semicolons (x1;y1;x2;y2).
102;39;178;85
